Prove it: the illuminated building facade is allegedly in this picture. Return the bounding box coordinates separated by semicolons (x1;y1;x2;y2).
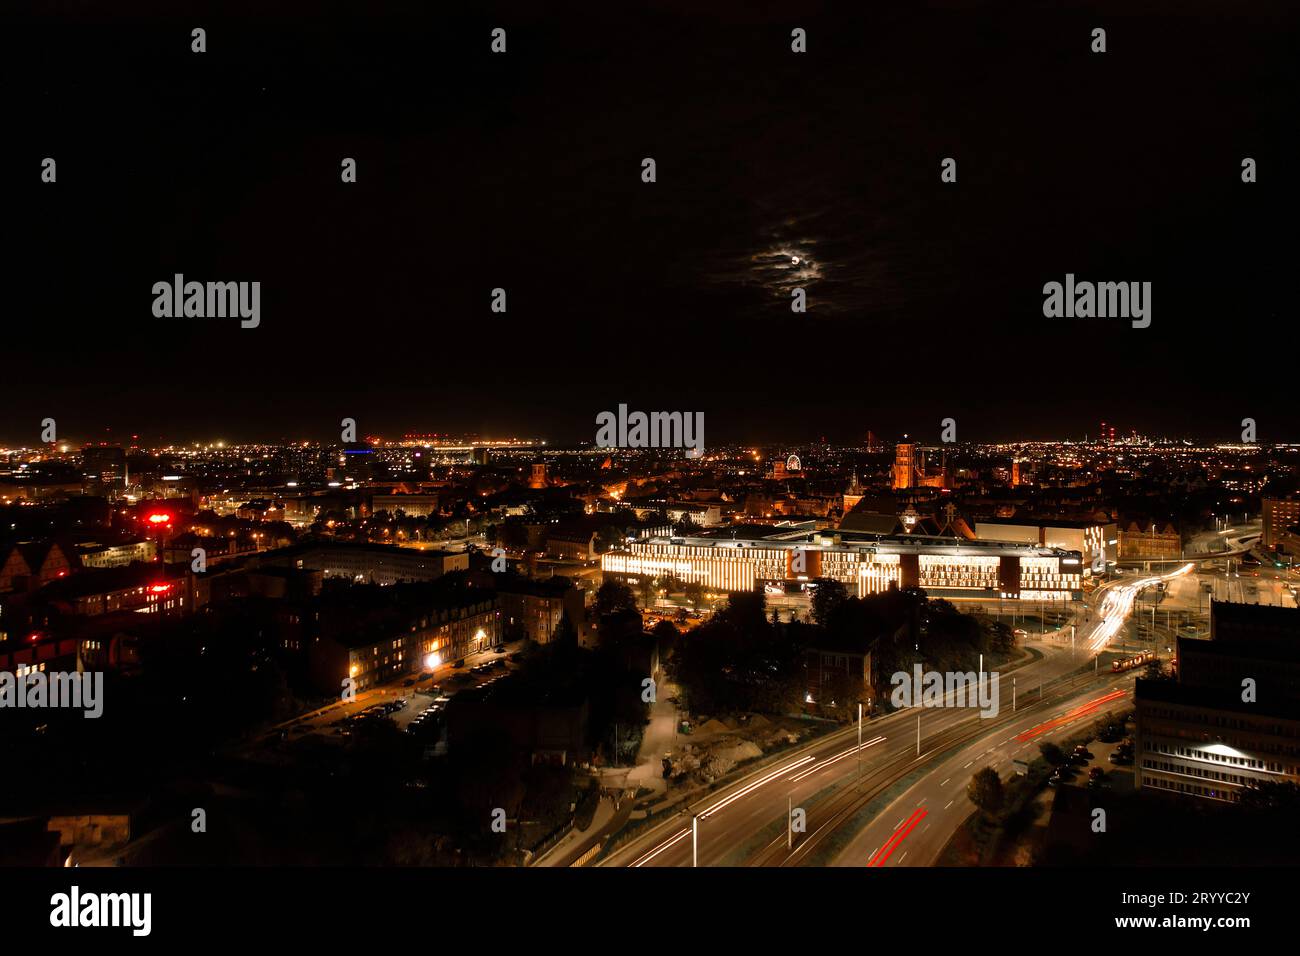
893;443;918;489
260;542;468;586
309;595;500;692
1118;522;1182;561
601;526;1082;600
973;519;1117;575
1136;603;1300;803
893;442;948;490
1262;497;1300;550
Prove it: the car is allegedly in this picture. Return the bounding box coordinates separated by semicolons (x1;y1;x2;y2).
402;677;418;687
492;658;507;669
1072;747;1094;760
1068;751;1088;765
1088;767;1105;780
1108;751;1132;765
493;644;507;653
453;659;467;668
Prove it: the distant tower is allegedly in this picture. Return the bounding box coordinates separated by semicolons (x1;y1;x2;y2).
843;473;865;514
529;463;547;489
893;442;918;490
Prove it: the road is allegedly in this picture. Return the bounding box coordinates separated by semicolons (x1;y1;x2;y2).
603;634;1112;867
827;674;1137;867
602;561;1189;868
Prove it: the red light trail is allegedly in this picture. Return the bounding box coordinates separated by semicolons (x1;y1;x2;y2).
868;807;927;867
1015;689;1127;743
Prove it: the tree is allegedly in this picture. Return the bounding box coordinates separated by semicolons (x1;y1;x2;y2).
594;579;637;619
1143;657;1170;681
1038;741;1066;766
674;514;701;535
553;611;579;645
594;524;626;555
810;578;848;626
650;619;680;659
636;574;658;609
967;767;1004;821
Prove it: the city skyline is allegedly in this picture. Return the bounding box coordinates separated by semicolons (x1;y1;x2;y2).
3;0;1296;930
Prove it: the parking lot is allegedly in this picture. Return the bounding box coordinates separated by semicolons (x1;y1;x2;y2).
263;641;528;746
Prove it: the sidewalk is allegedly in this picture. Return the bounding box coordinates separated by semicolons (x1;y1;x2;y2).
596;675;679;798
532;797;616;867
534;796;634;868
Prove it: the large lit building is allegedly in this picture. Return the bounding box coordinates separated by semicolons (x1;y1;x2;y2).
75;538;157;569
1262;497;1300;550
308;591;500;693
973;518;1117;575
1118;521;1182;562
1135;602;1300;803
258;542;468;586
601;525;1082;600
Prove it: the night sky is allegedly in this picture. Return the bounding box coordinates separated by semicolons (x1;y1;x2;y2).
7;1;1298;446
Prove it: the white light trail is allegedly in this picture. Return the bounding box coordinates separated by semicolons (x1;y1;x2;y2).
1083;562;1194;653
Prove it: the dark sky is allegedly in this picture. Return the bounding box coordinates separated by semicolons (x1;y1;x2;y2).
6;1;1298;446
